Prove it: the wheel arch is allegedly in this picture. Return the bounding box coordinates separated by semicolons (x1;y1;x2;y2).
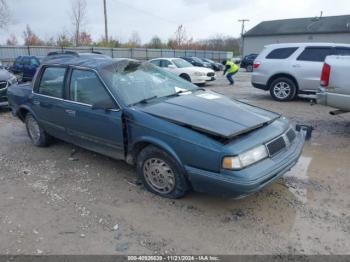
179;73;191;82
127;137;184;170
17;105;37;122
267;73;299;92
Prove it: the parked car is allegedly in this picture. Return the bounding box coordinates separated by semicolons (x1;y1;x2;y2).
180;57;212;68
149;58;216;84
240;54;258;72
317;55;350;115
0;68;17;107
201;58;224;71
252;43;350;101
9;55;41;82
8;52;306;199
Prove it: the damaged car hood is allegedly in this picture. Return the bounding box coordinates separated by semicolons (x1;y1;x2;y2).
140;91;280;139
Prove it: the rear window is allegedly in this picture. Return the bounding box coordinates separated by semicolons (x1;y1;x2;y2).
297;47;332;62
334;47;350;56
266;47;298;59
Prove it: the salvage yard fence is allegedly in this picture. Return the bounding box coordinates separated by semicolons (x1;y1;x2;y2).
0;45;233;64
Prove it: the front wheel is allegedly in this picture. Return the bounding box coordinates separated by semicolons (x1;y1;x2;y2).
269;77;297;102
179;74;191;82
137;146;189;199
25;113;51;147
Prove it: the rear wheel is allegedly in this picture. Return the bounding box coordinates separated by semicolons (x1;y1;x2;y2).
137;146;189;199
269;77;297;102
25;113;51;147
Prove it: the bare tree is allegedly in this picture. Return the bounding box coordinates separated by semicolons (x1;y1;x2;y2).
70;0;87;46
23;25;44;46
128;31;141;48
0;0;11;30
174;25;188;48
6;34;18;45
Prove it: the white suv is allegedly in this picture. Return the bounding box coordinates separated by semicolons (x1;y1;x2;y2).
252;43;350;101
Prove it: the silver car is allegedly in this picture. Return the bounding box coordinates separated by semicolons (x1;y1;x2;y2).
251;43;350;101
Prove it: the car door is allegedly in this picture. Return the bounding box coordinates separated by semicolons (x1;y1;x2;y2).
31;66;71;141
292;46;333;91
64;67;124;160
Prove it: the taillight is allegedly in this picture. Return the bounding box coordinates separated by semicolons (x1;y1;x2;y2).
320;63;331;87
253;62;260;69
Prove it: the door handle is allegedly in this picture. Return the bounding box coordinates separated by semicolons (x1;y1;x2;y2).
65;109;76;117
292;64;301;68
32;100;40;106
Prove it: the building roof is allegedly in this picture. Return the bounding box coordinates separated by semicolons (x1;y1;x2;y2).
244;15;350;37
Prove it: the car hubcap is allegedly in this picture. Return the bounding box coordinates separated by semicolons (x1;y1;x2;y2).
273;82;291;99
27;117;40;143
143;158;175;194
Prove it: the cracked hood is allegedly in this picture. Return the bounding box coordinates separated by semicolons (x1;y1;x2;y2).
140;91;280;139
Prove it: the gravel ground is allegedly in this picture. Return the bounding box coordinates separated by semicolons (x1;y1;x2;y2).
0;71;349;255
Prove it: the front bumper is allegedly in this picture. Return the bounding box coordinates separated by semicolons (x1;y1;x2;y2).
191;75;214;84
186;130;306;198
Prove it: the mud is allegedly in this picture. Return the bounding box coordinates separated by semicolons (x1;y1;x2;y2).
0;72;349;255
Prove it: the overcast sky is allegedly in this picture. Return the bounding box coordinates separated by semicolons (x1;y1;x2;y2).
2;0;350;44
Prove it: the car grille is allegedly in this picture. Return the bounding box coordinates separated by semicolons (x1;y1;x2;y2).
0;81;8;90
265;128;296;157
207;72;215;77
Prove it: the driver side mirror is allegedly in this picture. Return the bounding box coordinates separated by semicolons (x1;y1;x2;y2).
168;64;176;69
91;99;117;111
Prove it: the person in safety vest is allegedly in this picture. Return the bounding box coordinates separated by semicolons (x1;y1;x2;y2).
222;60;239;85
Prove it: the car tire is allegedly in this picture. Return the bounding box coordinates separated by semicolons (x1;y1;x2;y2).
246;65;253;72
269;77;297;102
179;74;191;82
137;145;189;199
25;113;51;147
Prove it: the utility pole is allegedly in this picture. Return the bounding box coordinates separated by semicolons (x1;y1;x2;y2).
103;0;108;42
238;19;249;56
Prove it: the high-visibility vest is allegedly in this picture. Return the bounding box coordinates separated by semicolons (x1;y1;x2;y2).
225;60;239;74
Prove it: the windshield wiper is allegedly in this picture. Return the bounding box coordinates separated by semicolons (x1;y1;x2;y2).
165;90;187;98
129;96;158;106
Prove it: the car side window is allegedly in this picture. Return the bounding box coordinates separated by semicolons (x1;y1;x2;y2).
38;67;66;98
266;47;298;59
160;60;171;68
22;57;30;65
69;69;112;105
31;58;39;66
297;47;332;62
150;60;160;67
334;47;350;56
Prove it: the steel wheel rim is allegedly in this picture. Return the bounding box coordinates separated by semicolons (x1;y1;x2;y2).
143;158;175;194
27;117;40;143
273;82;291;99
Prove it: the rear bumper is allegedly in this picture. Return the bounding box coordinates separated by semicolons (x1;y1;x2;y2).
186;130;306;198
317;88;350;111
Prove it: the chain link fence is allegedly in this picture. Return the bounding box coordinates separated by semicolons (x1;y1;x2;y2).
0;46;233;64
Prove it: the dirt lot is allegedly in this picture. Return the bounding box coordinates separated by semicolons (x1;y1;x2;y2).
0;71;349;255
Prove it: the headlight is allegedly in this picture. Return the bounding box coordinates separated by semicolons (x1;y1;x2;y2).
194;72;205;76
222;145;268;170
8;75;17;85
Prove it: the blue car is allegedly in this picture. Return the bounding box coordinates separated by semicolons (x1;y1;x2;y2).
7;52;306;199
10;55;41;82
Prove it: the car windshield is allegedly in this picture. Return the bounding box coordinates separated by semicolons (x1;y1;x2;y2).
204;59;214;63
100;60;199;106
191;57;203;63
172;59;193;68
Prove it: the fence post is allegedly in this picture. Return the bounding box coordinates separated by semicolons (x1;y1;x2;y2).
111;48;114;58
173;49;176;57
130;48;133;59
146;48;148;60
160;49;163;57
91;47;94;53
27;46;31;55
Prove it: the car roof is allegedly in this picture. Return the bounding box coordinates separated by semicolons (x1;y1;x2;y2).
41;53;135;70
264;42;350;49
